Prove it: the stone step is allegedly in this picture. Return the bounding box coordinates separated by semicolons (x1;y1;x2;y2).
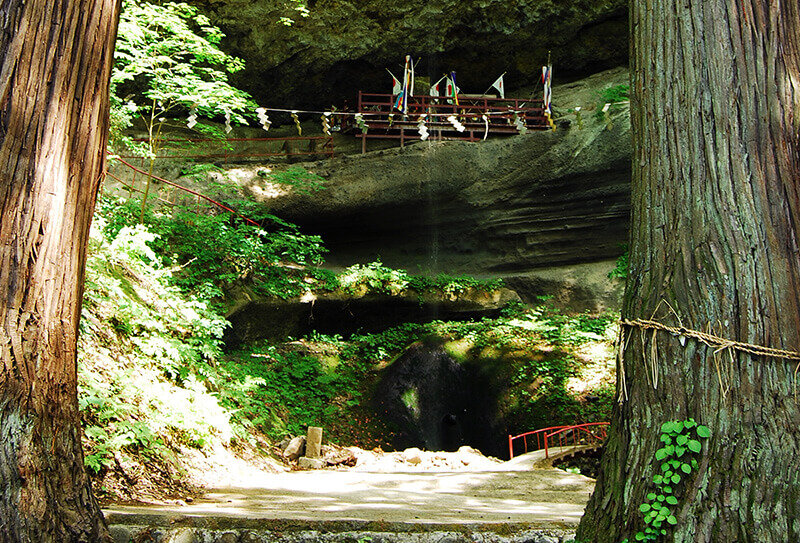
105;514;574;543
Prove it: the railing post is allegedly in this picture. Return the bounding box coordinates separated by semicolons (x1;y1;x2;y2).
508;435;514;459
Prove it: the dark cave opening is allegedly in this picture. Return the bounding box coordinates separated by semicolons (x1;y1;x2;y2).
372;340;511;459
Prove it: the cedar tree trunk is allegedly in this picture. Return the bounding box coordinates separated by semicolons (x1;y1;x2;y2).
577;1;800;541
0;0;120;541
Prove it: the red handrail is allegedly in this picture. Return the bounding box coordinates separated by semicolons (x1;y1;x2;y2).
508;422;609;459
108;155;261;227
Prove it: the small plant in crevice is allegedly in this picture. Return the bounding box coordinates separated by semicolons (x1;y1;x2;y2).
599;84;630;104
595;83;630;119
608;244;629;279
625;419;711;542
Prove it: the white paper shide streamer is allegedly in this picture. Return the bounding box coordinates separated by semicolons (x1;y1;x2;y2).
354;113;368;133
321;112;332;135
513;113;527;134
187;106;198;129
417;114;429;141
291;111;302;136
256;108;272;131
224;109;232;134
447;115;465;132
482;114;489;141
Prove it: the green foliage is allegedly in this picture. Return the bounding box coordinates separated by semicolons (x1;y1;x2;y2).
609;247;629;279
111;0;257;147
338;260;410;295
595;84;630;120
80;215;233;475
268;166;326;195
278;0;310;26
215;343;365;440
599;84;630;104
406;273;504;296
521;302;618;345
98;196;326;299
336;260;503;297
628;420;711;542
344;323;429;362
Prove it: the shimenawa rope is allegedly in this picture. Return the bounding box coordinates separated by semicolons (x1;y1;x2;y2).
621;318;800;361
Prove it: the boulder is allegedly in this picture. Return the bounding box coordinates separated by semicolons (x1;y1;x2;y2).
297;457;326;470
401;447;423;465
283;436;306;461
324;448;358;467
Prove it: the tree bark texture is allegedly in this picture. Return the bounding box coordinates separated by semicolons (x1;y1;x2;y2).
0;0;120;541
577;1;799;542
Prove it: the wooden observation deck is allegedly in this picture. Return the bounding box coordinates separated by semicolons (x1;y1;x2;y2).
355;91;551;153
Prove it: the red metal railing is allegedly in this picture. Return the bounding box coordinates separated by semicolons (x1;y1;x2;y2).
508;422;609;459
117;135;334;161
108;155;261;226
355;92;550;151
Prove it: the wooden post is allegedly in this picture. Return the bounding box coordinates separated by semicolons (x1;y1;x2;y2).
306;427;323;458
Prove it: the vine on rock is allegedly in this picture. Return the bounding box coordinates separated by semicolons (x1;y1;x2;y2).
624;419;711;542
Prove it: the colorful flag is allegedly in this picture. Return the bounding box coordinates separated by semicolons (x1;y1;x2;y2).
394;55;411;113
430;74;447;97
491;74;505;99
542;65;552;115
446;73;459;105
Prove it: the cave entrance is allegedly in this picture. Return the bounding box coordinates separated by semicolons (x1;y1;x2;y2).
372;340;508;458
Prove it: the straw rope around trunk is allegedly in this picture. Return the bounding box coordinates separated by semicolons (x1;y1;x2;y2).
615;317;800;403
621;318;800;361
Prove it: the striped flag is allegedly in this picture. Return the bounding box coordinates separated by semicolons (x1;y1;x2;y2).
542;65;553;115
446;72;459;105
389;71;401;95
394;55;412;113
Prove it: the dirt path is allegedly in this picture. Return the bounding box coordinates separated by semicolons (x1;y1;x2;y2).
104;448;593;527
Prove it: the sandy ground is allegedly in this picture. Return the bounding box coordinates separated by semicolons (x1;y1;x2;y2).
104;447;593;527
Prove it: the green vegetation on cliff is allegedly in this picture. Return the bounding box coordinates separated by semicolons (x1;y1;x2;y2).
80;198;616;501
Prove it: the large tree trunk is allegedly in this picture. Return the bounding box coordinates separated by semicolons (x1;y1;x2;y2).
577;1;800;542
0;0;120;541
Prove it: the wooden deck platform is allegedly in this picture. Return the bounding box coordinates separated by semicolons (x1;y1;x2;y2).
355;92;551;152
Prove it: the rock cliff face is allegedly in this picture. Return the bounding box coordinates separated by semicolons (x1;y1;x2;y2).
192;0;627;108
248;70;631;305
107;69;630;312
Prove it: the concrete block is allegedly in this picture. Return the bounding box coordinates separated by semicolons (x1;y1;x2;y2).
306;426;323;458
